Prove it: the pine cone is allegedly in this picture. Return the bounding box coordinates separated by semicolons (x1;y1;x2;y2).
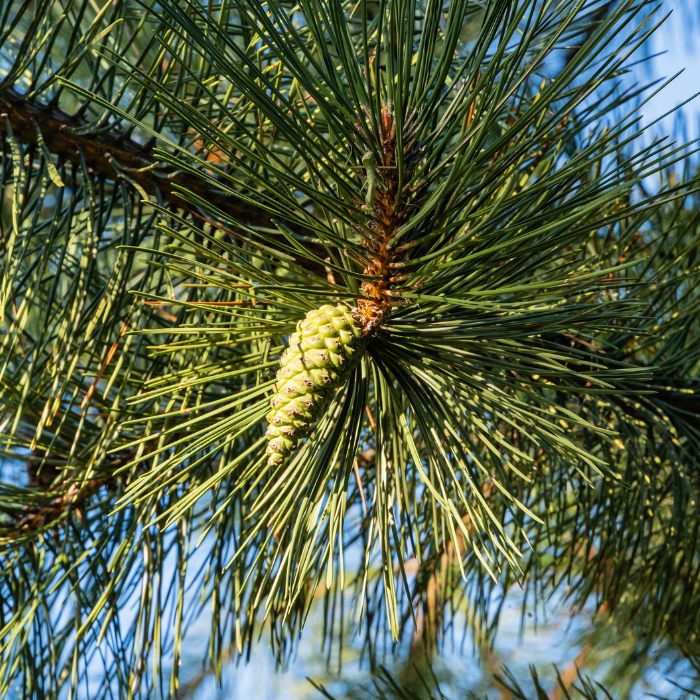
265;304;365;465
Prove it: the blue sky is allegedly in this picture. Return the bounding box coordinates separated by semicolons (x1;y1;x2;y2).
639;1;700;141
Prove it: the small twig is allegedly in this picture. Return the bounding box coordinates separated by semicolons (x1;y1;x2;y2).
3;477;112;538
365;405;377;432
561;333;606;353
549;645;591;700
81;316;131;408
353;460;368;515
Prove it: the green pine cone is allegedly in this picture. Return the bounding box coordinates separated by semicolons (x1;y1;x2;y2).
265;304;366;465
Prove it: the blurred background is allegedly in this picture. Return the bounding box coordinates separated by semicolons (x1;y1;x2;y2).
640;1;699;141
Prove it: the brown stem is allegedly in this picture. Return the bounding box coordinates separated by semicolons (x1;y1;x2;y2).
357;103;413;331
0;88;329;275
2;476;115;539
407;482;495;661
2;446;149;540
1;89;228;214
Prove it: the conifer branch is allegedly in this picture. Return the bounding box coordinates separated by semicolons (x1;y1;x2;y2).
0;88;329;273
2;477;115;539
0;88;250;217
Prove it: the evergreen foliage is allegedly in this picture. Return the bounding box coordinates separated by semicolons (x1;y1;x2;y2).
312;664;620;700
0;0;699;696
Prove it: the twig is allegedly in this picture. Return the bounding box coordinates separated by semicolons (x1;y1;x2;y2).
365;406;377;432
353;460;368;515
81;316;131;408
2;477;114;538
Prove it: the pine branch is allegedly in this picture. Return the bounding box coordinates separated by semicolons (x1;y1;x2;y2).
3;476;115;538
0;87;329;274
2;0;700;692
0;87;249;216
0;450;140;540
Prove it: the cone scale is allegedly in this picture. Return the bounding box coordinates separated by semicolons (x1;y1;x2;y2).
265;304;366;465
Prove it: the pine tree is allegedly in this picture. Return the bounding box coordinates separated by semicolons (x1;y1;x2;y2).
1;0;699;697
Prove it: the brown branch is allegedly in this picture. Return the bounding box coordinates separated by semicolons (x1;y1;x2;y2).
0;88;329;275
550;646;592;700
407;481;496;661
2;477;114;539
0;88;254;219
1;447;148;540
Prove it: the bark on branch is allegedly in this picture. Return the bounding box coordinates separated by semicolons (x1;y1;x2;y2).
2;90;230;213
0;88;263;221
0;88;329;275
2;477;116;539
